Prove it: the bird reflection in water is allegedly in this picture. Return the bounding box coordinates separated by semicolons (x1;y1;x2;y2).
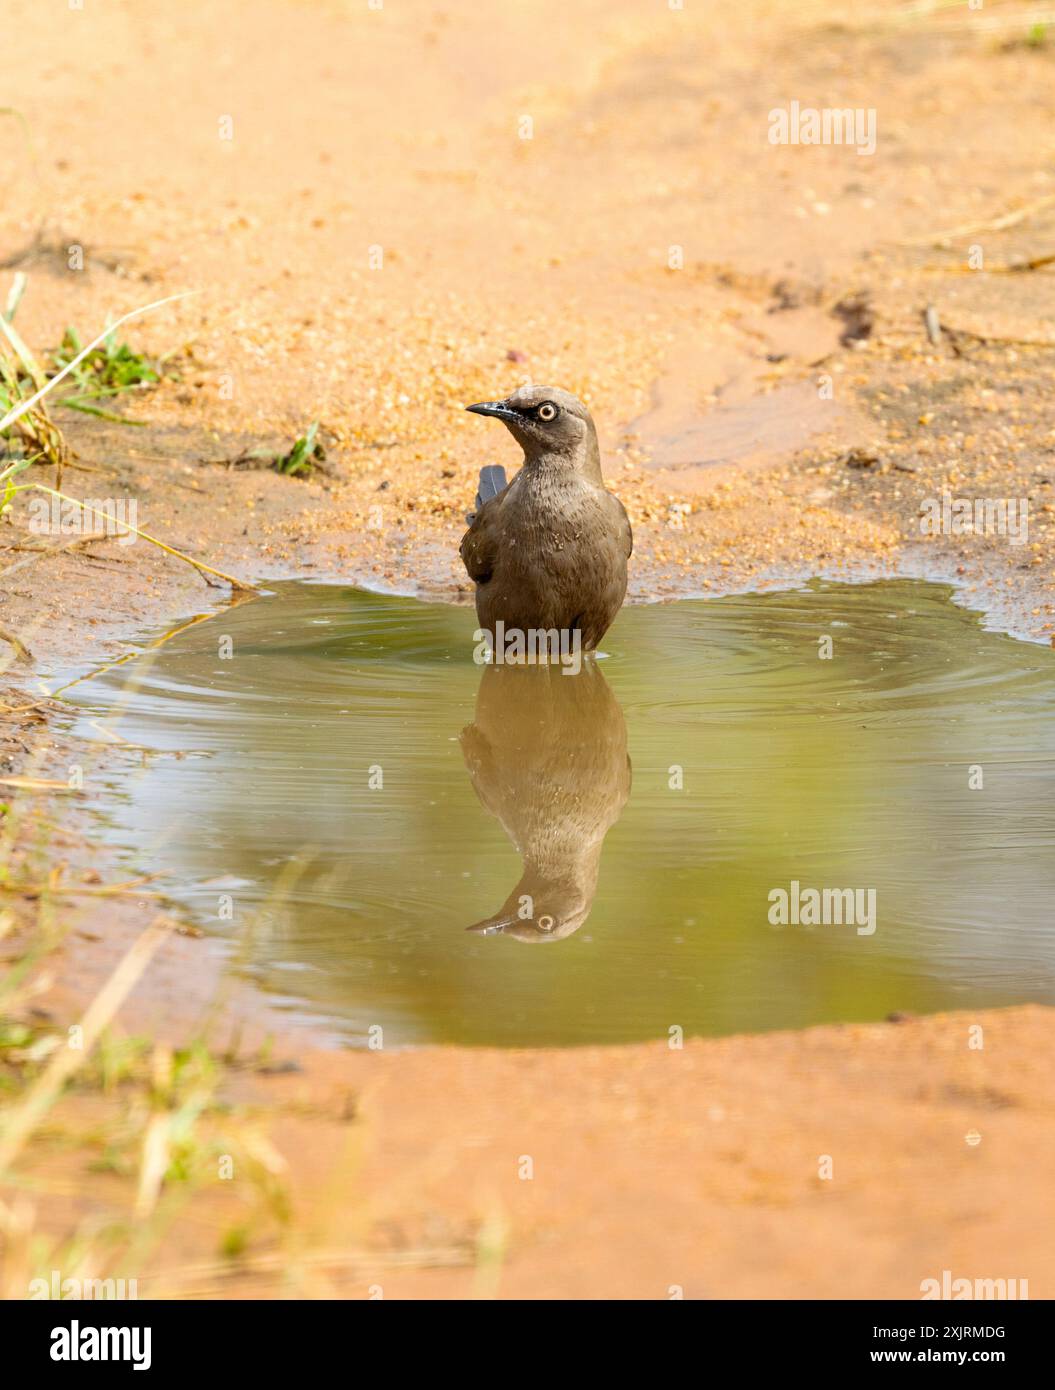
460;660;631;942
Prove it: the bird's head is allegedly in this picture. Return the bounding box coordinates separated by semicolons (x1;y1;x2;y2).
466;384;601;477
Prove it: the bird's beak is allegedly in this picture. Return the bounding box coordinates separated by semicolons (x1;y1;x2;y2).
466;915;514;935
466;400;520;423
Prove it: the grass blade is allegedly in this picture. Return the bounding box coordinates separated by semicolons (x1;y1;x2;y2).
0;290;196;435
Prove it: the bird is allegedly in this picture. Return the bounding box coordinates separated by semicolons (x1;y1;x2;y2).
460;659;631;941
461;385;632;653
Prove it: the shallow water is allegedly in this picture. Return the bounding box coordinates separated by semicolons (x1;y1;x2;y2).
63;579;1055;1047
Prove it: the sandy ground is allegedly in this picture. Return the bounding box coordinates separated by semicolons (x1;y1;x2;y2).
1;0;1054;1299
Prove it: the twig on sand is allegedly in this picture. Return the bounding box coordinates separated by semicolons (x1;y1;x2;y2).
942;324;1055;351
0;870;168;897
22;485;257;592
898;192;1055;249
0;533;113;583
918;307;1055;356
994;252;1055;274
0;699;60;720
921;252;1055;275
0;774;73;792
0;627;32;662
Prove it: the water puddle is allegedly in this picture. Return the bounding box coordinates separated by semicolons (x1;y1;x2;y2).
61;579;1055;1047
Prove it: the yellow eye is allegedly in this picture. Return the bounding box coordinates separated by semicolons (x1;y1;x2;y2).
538;402;557;422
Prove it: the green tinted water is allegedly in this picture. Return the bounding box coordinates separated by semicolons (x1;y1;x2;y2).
64;579;1055;1047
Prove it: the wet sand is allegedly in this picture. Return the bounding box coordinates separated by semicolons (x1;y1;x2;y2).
2;0;1054;1298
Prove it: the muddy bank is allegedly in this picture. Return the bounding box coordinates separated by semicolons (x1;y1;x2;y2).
16;999;1055;1299
228;1002;1055;1300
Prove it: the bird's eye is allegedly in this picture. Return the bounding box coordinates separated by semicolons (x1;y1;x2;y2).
537;401;558;422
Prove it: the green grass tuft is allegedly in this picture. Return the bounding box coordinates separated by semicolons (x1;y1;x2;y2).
50;325;162;409
273;421;324;477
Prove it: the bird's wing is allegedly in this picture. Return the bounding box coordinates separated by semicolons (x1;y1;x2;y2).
460;492;503;584
605;488;633;558
458;723;507;820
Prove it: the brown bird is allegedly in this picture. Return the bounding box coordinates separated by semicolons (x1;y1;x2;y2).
460;660;631;941
461;385;632;652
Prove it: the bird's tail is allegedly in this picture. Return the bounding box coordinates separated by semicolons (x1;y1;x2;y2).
467;464;507;523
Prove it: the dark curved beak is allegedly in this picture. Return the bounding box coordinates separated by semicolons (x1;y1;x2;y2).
466;400;520;423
